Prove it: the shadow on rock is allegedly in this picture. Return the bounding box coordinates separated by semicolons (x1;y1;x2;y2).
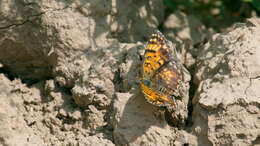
112;90;174;145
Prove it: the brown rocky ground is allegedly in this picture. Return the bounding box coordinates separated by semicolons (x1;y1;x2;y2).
0;1;259;146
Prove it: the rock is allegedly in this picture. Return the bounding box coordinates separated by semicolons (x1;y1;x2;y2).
83;135;115;146
162;11;214;68
0;0;163;85
111;92;176;146
195;20;260;83
0;70;114;146
110;0;164;42
163;11;211;46
44;80;56;94
43;79;56;101
114;43;143;92
84;105;106;131
192;18;260;145
174;130;198;146
72;84;95;107
0;74;44;146
71;65;114;108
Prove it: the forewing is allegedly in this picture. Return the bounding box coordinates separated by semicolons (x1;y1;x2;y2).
142;30;172;77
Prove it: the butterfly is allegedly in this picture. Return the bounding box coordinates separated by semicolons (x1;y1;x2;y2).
140;30;183;106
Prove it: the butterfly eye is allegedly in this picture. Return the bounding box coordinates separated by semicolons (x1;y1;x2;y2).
143;79;151;87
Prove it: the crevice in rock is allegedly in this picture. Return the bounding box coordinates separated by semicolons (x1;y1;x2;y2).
0;12;45;30
105;93;117;144
56;112;77;125
244;75;260;95
185;64;199;128
112;68;124;92
58;86;73;98
0;63;54;87
252;135;260;145
0;4;70;30
0;65;15;81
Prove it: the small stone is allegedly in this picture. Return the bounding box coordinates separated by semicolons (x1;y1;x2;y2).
59;109;67;117
55;76;67;87
70;110;82;120
45;80;55;93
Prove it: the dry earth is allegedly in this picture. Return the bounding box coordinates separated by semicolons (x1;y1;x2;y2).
0;1;259;146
